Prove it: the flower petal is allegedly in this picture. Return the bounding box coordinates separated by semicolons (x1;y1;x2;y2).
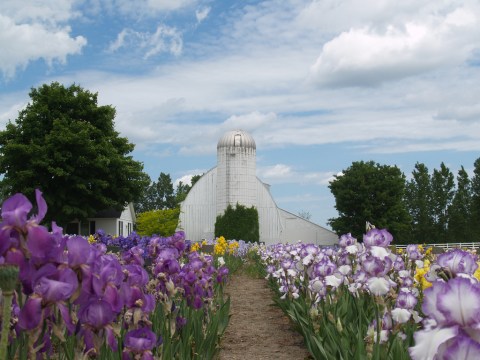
409;326;458;360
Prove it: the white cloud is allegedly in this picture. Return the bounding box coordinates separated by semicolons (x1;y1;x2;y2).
173;174;194;187
309;4;480;87
108;25;182;58
222;111;276;132
257;164;335;186
147;0;193;12
93;0;195;18
0;14;86;78
0;0;78;23
0;97;25;127
435;104;480;122
195;6;210;24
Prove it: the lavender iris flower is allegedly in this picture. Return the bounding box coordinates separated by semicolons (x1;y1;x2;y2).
410;277;480;360
437;249;478;276
363;228;393;248
339;233;357;248
396;289;417;309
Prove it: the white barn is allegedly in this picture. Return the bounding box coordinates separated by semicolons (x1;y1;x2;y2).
178;130;338;246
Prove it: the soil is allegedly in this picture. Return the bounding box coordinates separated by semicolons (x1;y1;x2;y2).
217;271;311;360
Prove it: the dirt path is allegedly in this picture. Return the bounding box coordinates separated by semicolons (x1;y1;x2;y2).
217;272;311;360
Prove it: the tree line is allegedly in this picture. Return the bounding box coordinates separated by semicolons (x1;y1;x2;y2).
134;172;201;213
329;159;480;245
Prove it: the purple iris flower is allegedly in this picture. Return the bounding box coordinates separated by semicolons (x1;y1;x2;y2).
1;192;33;228
216;266;229;283
362;255;389;277
124;264;149;287
193;296;203;309
78;299;116;329
406;244;423;260
363;228;393;248
124;327;158;352
18;296;43;330
28;228;65;265
410;277;480;360
437;249;478;276
339;233;357;248
396;289;417;309
176;316;187;331
33;264;78;303
122;245;145;266
393;256;405;271
157;247;179;261
159;259;181;275
313;259;336;277
425;277;480;327
67;236;92;268
436;334;480;360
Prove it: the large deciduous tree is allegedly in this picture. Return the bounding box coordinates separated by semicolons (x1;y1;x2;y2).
0;82;149;226
328;161;411;243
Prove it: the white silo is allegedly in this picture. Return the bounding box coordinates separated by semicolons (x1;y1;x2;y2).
216;130;257;215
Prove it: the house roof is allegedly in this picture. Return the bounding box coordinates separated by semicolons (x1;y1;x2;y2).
93;208;122;218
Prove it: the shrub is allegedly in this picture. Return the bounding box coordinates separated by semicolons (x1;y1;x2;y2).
214;203;259;242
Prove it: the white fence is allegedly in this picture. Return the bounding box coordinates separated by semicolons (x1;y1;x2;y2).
395;242;480;252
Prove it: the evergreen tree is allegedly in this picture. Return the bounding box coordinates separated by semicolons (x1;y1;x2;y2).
135;177;157;213
156;172;176;209
448;166;472;242
175;181;191;205
404;163;433;244
328;161;411;243
431;163;455;243
471;158;480;241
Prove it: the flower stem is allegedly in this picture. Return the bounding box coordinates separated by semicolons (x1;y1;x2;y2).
0;290;14;359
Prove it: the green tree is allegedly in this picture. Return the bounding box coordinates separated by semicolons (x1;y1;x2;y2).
0;82;149;226
471;158;480;241
175;181;191;205
404;163;433;244
431;163;455;243
136;208;180;236
175;174;202;205
156;172;176;209
448;166;472;242
215;203;260;242
190;174;202;187
136;173;202;212
328;161;411;243
135;176;157;213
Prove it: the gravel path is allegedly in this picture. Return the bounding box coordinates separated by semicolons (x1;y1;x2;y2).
217;272;311;360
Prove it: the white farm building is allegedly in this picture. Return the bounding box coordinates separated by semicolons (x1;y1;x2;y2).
178;130;338;246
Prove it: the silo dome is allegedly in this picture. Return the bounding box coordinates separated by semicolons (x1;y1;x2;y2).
217;129;256;150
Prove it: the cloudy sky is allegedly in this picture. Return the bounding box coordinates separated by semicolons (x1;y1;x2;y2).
1;0;480;230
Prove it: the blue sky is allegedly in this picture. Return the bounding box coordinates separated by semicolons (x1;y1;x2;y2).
1;0;480;230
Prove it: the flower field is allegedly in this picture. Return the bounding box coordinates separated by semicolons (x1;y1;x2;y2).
0;190;245;359
259;227;480;360
2;189;480;360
